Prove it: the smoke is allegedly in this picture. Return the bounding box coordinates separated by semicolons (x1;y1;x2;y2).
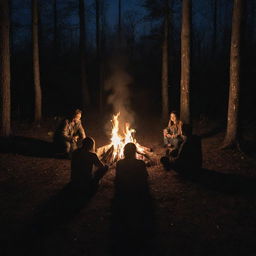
104;60;135;131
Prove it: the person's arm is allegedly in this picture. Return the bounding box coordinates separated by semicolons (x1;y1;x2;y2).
93;153;105;168
164;121;172;138
62;120;73;142
141;161;148;178
77;122;86;139
114;161;121;191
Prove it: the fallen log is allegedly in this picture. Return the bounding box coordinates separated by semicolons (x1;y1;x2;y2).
101;145;114;163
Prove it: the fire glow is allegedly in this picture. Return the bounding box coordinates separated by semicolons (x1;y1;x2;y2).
97;113;154;165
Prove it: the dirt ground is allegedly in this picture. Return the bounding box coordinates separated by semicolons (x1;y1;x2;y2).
0;118;256;256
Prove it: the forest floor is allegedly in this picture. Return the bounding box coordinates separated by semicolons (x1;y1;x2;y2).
0;116;256;256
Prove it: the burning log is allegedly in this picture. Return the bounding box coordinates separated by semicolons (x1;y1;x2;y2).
136;150;156;166
137;144;153;153
100;145;114;163
96;113;156;166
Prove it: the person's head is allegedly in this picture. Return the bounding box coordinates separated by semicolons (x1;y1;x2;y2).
82;137;95;152
123;143;137;159
71;109;82;123
170;111;178;123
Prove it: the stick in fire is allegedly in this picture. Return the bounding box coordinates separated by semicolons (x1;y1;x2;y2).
96;113;155;166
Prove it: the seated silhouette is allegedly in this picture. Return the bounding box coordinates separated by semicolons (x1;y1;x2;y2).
115;143;149;197
161;124;202;176
161;126;256;195
70;137;108;191
28;138;108;240
111;143;155;255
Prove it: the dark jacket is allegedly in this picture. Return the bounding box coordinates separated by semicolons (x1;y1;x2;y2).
54;119;86;142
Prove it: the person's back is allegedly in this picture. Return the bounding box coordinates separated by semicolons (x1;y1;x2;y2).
112;143;153;255
71;149;98;186
70;137;107;189
115;157;148;198
175;134;202;173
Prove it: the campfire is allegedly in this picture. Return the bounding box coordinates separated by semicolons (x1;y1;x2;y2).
97;113;155;166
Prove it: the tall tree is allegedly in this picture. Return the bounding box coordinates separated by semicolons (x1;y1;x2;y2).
32;0;42;123
118;0;122;43
95;0;102;110
223;0;243;148
99;1;108;112
53;0;58;57
95;0;100;60
0;0;11;136
79;0;90;110
161;0;169;122
124;10;141;60
212;0;217;57
180;0;191;124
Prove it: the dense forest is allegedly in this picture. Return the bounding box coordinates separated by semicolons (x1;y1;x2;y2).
1;1;256;256
1;0;255;137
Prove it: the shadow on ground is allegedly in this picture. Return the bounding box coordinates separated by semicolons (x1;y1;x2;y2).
0;136;57;158
110;167;157;256
7;183;99;256
175;168;256;196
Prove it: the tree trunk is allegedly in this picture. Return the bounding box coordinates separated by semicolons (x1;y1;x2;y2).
95;0;102;110
32;0;42;123
223;0;242;148
95;0;100;61
53;0;58;57
161;0;169;122
0;0;11;136
79;0;90;110
180;0;191;125
118;0;122;44
99;2;107;112
212;0;217;57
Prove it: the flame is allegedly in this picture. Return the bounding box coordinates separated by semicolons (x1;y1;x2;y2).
110;112;137;159
97;112;152;164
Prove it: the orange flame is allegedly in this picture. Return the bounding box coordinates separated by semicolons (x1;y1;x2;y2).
97;112;152;164
110;112;137;159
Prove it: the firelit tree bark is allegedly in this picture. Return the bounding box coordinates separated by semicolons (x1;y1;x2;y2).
223;0;242;148
32;0;42;123
0;0;11;137
79;0;90;109
180;0;191;125
161;0;169;122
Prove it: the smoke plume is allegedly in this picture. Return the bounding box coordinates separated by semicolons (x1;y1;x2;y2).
104;61;135;132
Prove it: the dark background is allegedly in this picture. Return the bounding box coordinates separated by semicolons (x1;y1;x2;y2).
8;0;256;136
1;2;256;255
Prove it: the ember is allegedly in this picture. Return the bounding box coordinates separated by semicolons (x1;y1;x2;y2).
97;113;154;165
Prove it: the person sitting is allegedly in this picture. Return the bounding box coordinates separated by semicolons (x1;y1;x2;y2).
112;143;153;254
160;124;202;177
53;109;86;156
115;143;149;198
163;111;184;154
71;137;108;191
